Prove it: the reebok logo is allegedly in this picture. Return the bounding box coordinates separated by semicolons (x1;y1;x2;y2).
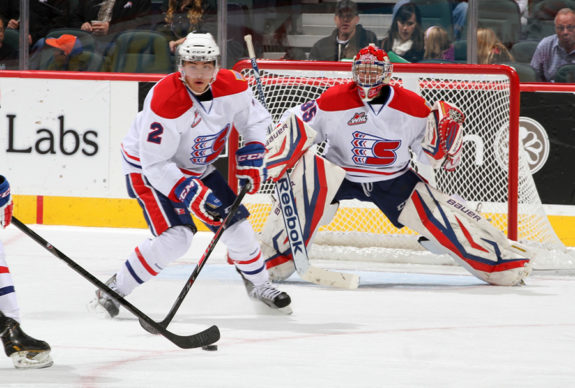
348;112;367;126
277;177;304;255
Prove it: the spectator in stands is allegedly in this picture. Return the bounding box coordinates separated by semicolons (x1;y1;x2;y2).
381;3;424;63
72;0;151;53
0;0;71;47
0;17;18;70
393;0;468;41
156;0;215;53
451;0;468;40
477;27;514;64
423;25;454;61
531;8;575;81
308;0;378;61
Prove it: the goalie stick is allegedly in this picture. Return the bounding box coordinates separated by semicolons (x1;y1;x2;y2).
244;34;359;289
140;183;251;334
11;217;219;349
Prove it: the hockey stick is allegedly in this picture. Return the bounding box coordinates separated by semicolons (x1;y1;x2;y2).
244;35;359;289
140;182;251;334
10;216;220;349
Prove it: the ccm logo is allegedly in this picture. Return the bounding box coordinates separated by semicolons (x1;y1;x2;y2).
237;152;265;162
277;177;304;254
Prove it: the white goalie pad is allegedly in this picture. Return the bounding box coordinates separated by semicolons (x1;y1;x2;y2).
422;101;465;171
265;113;318;181
399;182;532;286
260;149;346;281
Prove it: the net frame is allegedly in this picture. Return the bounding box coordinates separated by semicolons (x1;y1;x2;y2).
229;60;520;240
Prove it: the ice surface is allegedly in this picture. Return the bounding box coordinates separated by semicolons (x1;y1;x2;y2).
2;225;574;387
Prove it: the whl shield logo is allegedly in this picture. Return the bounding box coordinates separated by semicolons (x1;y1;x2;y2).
351;131;400;166
348;112;367;125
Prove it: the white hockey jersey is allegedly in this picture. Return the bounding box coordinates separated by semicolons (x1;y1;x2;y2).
121;70;270;198
284;82;431;183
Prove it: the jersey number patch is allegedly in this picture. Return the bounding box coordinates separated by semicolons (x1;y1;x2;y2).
300;100;317;122
147;122;164;144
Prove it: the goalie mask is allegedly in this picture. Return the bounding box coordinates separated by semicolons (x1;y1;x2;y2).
178;32;220;93
352;44;392;102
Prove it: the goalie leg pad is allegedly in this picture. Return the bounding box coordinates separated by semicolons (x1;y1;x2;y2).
261;150;346;281
398;182;532;286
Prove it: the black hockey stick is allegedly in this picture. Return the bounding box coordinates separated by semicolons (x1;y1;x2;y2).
140;182;251;334
11;216;219;349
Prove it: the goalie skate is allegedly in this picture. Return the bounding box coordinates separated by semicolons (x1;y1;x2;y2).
0;313;53;369
237;270;292;314
88;274;123;318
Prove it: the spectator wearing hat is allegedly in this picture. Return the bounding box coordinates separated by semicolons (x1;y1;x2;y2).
309;0;378;61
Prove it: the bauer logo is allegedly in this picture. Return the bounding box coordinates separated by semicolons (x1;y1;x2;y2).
494;117;550;174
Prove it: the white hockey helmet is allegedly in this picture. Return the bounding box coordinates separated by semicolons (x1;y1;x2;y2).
178;33;220;83
352;44;393;101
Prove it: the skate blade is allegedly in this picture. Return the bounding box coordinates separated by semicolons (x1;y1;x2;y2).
11;351;53;369
86;299;115;319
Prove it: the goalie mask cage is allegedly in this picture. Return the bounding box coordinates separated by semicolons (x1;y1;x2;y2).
229;60;574;270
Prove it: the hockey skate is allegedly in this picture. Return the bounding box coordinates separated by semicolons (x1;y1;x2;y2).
0;313;53;369
237;270;292;314
88;274;123;318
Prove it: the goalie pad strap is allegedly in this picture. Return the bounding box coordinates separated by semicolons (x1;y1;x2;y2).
398;182;531;286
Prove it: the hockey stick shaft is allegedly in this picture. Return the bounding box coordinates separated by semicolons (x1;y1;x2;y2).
11;217;219;349
140;183;251;334
243;35;359;289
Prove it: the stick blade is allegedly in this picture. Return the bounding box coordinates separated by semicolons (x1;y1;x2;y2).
301;266;360;289
163;325;221;349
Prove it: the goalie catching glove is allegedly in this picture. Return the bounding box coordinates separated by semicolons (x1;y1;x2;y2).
173;177;223;226
0;175;13;228
236;142;267;194
422;101;465;172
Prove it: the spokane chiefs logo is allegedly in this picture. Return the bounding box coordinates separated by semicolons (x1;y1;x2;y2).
351;131;400;166
190;124;230;164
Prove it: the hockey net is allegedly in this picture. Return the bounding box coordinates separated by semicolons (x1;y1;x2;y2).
229;60;574;270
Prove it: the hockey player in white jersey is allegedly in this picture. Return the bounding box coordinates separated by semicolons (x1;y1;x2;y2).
262;44;532;286
0;175;53;369
89;33;291;317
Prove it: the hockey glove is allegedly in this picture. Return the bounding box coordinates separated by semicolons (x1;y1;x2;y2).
174;177;223;227
422;101;465;172
0;175;13;228
236;142;267;194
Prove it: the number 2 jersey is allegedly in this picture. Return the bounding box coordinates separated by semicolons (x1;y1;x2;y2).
283;82;432;183
121;69;270;198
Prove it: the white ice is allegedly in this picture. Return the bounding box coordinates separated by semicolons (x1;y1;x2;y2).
2;224;575;387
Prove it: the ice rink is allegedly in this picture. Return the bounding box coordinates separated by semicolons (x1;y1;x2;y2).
2;224;575;388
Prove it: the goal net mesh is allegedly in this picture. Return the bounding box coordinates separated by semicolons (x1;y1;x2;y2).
230;61;574;270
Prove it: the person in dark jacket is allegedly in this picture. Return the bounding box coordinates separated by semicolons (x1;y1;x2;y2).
309;0;378;61
381;2;424;63
0;0;71;46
